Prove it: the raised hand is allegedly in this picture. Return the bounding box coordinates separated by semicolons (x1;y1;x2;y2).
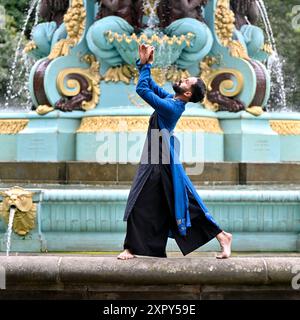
148;46;155;64
138;44;155;65
138;44;149;64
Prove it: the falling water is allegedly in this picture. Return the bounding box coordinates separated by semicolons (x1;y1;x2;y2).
143;0;161;30
6;207;16;256
256;0;287;110
141;0;173;69
4;0;41;110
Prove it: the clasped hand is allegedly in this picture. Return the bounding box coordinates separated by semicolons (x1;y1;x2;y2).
138;44;155;65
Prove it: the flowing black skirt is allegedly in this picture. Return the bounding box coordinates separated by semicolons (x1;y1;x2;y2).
123;163;222;257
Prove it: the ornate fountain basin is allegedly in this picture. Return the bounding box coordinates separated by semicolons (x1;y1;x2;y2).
104;31;195;68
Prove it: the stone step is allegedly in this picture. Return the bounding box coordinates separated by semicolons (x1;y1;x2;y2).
1;162;300;185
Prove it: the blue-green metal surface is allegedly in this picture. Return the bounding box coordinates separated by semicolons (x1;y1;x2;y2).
0;188;299;253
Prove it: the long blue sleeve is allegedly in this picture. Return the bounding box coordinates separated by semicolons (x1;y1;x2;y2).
136;62;176;119
136;60;173;99
148;77;174;99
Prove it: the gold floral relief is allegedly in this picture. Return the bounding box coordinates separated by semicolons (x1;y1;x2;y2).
48;0;86;59
270;120;300;135
77;116;223;134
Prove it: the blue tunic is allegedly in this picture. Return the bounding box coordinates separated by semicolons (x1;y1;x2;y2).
133;60;220;237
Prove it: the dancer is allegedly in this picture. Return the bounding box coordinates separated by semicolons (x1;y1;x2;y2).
118;44;232;260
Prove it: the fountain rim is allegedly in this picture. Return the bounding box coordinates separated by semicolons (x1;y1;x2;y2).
0;109;300;121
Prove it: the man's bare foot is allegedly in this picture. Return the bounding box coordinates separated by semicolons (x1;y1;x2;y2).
216;231;232;259
117;249;136;260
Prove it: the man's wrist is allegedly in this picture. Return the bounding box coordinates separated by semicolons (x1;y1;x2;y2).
136;59;152;70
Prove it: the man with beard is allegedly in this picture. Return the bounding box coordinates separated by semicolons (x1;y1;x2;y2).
117;44;232;260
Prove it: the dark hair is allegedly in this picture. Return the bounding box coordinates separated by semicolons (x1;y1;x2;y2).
190;79;206;103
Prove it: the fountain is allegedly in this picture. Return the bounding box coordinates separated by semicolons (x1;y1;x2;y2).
5;207;16;256
0;187;37;254
0;0;299;254
4;0;42;110
256;0;287;111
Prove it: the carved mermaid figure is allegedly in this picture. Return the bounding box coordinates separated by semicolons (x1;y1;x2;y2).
157;0;212;69
39;0;69;26
158;0;208;28
96;0;135;25
27;0;69;58
230;0;260;29
87;0;213;69
230;0;268;60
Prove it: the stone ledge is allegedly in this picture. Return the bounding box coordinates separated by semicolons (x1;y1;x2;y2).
0;256;299;286
0;256;299;299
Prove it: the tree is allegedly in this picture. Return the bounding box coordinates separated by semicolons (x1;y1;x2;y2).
0;0;30;31
0;0;36;104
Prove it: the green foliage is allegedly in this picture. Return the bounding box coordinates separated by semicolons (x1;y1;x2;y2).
0;0;30;31
0;14;19;102
0;1;34;102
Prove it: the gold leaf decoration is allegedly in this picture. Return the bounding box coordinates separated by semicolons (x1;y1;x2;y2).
200;57;244;111
0;187;36;236
215;0;249;59
23;40;37;54
105;31;195;47
56;55;101;111
48;0;86;59
270;120;300;135
77;116;223;134
0;120;29;134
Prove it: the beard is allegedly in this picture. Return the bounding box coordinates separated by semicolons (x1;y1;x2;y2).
172;80;185;95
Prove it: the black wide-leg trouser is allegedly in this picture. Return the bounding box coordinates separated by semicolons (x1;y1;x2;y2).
123;164;222;257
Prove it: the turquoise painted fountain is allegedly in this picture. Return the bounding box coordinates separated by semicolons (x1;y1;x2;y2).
0;0;300;253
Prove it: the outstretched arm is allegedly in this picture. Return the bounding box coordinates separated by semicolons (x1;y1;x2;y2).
136;60;173;99
136;63;175;119
149;77;174;99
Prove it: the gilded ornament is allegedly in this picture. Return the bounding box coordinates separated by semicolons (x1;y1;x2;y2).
48;0;86;59
56;54;101;111
0;187;36;236
270;120;300;135
200;57;244;111
245;106;264;116
215;0;249;59
262;43;273;55
36;105;55;115
105;31;194;47
77;116;223;134
23;40;37;54
0;120;29;134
